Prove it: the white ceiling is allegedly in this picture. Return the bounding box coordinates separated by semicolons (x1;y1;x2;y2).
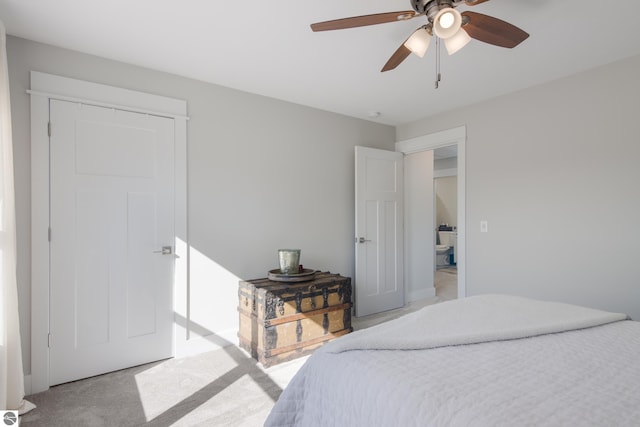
2;0;640;126
434;145;457;160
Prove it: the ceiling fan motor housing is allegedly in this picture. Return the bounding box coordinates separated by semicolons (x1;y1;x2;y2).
411;0;465;18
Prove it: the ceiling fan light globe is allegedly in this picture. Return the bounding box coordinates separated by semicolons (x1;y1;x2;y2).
433;7;462;39
444;28;471;55
404;28;431;58
439;12;455;29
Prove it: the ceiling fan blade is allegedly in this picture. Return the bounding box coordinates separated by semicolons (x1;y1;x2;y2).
381;43;412;72
461;11;529;48
464;0;491;6
311;11;418;32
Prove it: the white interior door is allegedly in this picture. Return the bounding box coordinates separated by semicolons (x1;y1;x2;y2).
354;146;404;317
49;99;175;385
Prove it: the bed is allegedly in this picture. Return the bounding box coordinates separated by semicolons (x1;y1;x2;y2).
264;294;640;426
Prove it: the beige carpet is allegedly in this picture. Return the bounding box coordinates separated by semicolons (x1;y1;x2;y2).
435;266;458;301
21;271;456;426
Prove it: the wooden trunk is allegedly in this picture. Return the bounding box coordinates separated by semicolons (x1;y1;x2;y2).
238;272;352;367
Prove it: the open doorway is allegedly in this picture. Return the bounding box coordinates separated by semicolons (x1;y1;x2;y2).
396;125;466;302
434;145;457;301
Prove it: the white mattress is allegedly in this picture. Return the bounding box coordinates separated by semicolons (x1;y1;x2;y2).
265;295;640;426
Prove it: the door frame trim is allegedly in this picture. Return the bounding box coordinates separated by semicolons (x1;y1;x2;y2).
29;71;188;393
396;125;466;299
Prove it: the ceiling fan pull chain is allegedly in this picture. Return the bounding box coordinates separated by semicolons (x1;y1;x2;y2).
435;37;441;89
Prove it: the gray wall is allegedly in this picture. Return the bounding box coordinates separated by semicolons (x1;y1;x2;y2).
398;54;640;320
434;157;457;171
404;150;435;302
8;36;396;375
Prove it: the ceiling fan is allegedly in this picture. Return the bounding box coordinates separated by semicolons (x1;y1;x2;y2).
310;0;529;73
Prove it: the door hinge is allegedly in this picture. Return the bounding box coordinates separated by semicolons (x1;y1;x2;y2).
47;333;51;348
48;227;51;242
48;121;51;137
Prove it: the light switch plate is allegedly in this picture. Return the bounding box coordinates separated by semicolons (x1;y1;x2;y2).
480;220;488;233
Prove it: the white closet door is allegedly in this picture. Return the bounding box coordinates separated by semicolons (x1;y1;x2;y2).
49;99;175;385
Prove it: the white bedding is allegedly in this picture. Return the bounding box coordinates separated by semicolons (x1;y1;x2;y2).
265;295;640;427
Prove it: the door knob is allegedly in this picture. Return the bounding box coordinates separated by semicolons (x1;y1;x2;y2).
153;246;173;255
358;237;371;243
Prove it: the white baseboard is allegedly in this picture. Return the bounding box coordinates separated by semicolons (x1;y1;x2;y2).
174;327;238;359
